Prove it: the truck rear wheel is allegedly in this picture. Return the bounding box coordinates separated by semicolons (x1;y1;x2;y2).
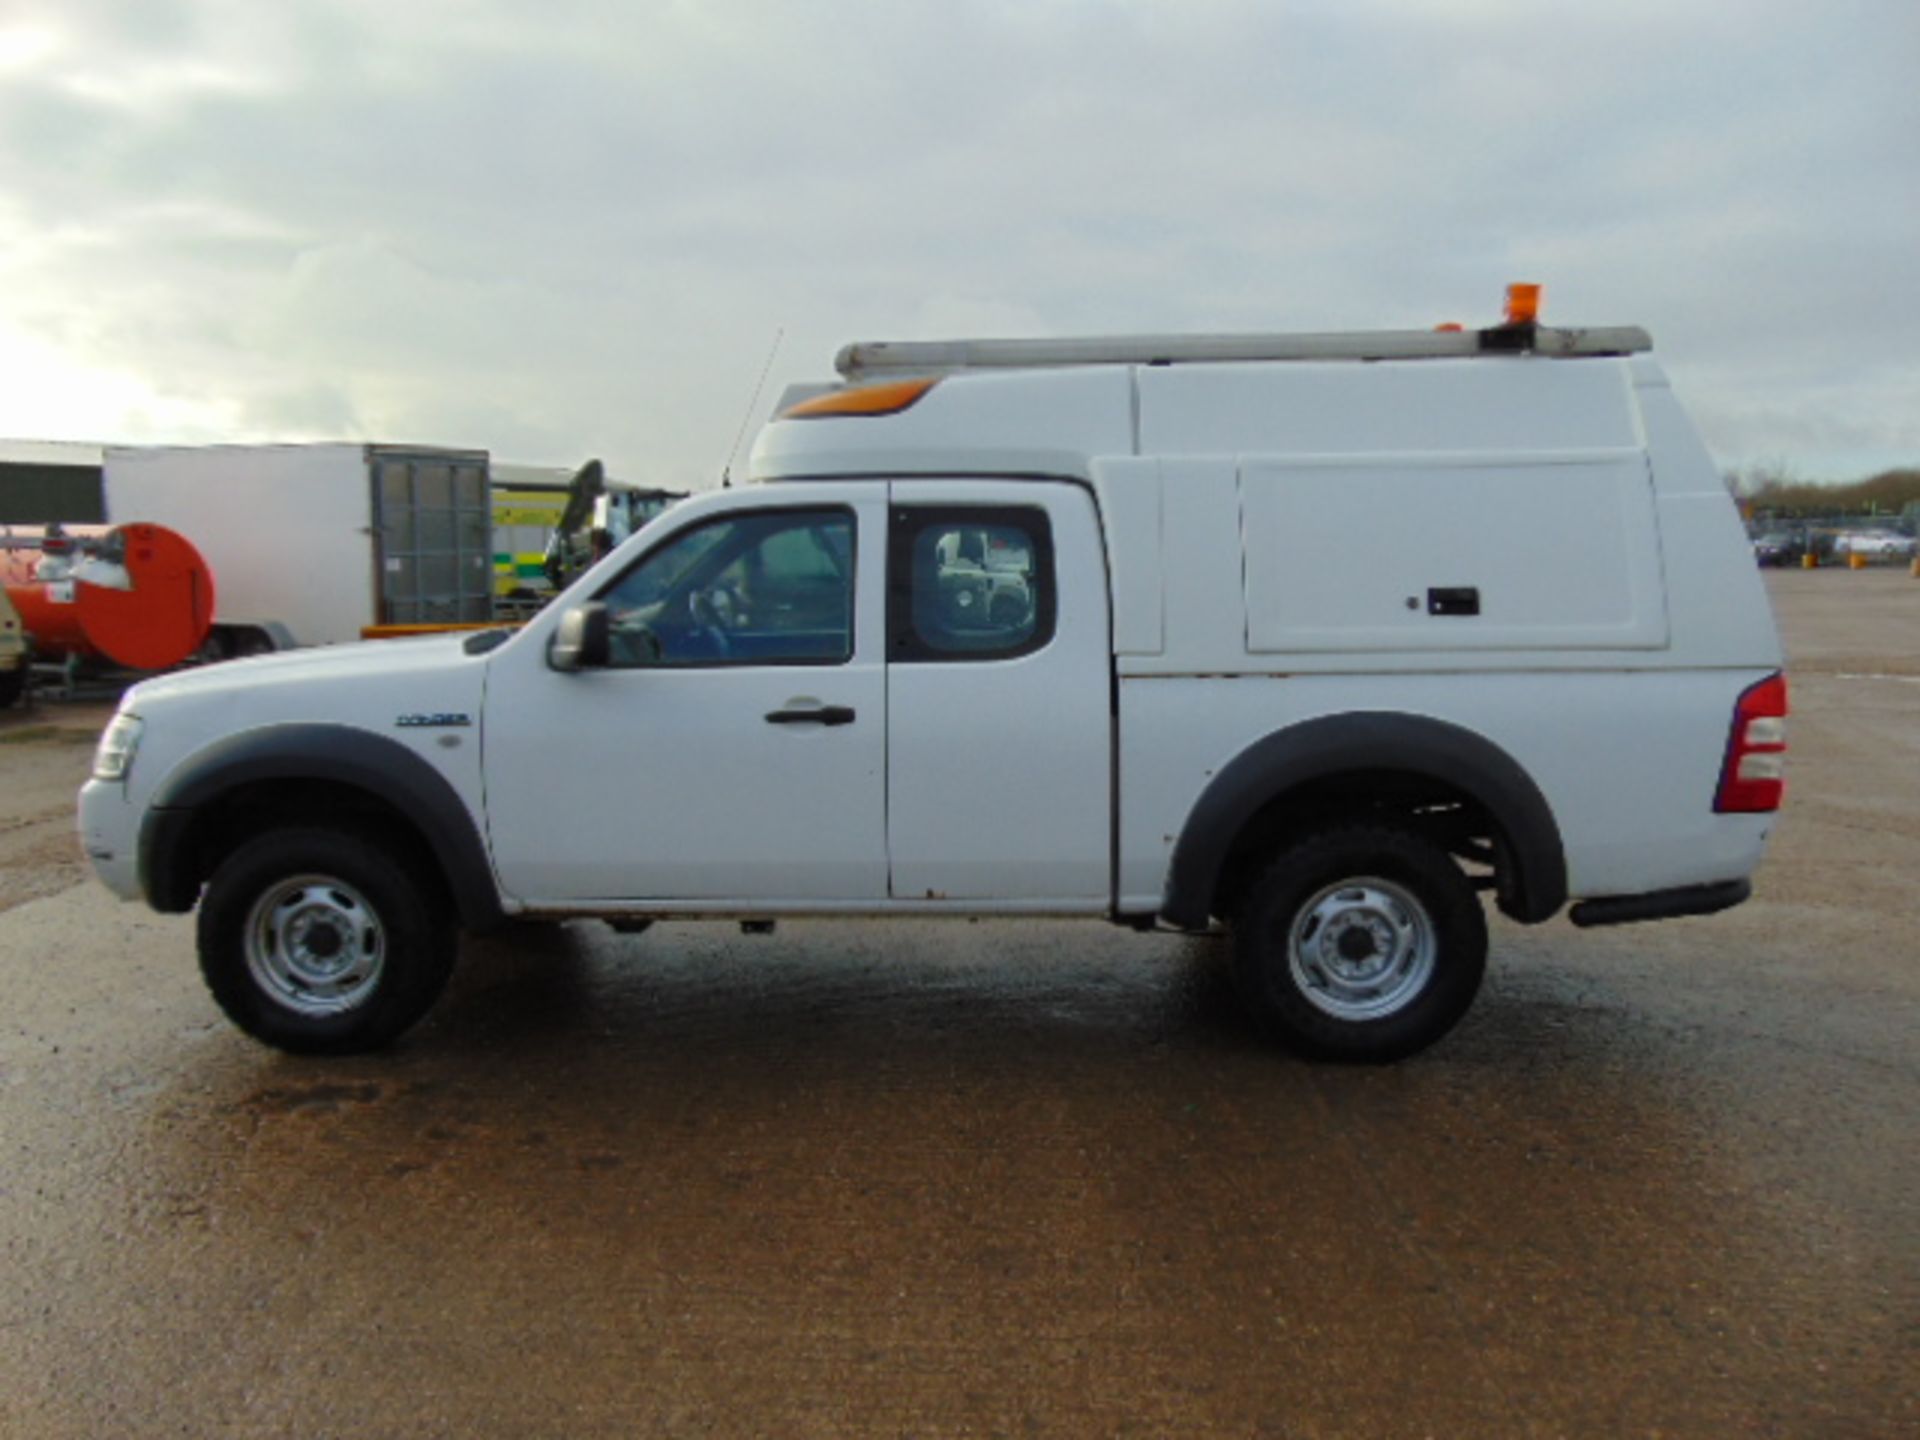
196;827;456;1054
1233;825;1486;1062
0;667;24;710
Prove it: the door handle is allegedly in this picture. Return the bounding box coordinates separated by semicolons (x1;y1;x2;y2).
1427;586;1480;617
765;705;856;727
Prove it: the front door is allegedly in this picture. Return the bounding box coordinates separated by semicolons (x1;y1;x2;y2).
483;483;888;904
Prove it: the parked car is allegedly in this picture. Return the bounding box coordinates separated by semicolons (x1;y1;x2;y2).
1751;531;1807;567
0;589;25;708
1832;529;1916;561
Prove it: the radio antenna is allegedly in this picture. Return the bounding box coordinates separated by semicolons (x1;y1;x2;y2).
720;327;783;489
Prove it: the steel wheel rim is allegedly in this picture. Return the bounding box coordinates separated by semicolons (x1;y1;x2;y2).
243;873;387;1017
1287;875;1437;1021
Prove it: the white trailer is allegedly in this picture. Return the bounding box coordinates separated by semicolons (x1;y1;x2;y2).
103;443;495;651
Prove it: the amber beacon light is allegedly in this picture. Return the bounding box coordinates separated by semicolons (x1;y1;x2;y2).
783;377;938;419
1504;282;1543;325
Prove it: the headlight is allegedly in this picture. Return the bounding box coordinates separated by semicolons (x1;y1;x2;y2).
93;713;144;782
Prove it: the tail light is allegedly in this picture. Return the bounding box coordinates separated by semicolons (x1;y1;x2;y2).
1715;672;1788;813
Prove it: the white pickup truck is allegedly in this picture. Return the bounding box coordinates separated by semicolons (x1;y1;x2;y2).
79;308;1787;1061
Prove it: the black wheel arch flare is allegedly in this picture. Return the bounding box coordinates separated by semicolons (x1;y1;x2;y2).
1161;711;1568;930
138;723;505;930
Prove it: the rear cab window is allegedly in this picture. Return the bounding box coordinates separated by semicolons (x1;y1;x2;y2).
887;506;1055;662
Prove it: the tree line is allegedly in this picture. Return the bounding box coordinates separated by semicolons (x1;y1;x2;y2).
1726;466;1920;518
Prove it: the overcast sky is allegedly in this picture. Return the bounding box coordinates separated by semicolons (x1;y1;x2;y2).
1;0;1914;489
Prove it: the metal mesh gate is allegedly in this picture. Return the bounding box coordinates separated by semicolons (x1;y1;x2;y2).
369;449;493;625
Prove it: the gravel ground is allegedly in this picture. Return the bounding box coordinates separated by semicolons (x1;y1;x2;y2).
0;702;116;913
0;571;1914;1438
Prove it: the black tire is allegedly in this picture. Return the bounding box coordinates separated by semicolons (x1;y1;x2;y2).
0;666;24;710
196;827;456;1054
1233;825;1487;1062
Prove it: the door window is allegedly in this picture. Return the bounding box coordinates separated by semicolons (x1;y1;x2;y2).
888;506;1055;661
596;508;855;666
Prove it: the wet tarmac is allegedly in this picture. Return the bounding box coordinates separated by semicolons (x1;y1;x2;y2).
1;570;1916;1436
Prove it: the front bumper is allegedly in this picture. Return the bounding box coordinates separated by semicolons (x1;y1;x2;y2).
78;777;143;902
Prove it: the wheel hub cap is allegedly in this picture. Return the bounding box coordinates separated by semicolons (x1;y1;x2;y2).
293;914;345;962
243;875;387;1017
1288;877;1437;1022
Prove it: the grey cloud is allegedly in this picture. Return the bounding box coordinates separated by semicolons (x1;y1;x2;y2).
0;0;1913;482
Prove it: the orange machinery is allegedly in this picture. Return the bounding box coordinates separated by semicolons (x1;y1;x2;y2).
2;523;216;671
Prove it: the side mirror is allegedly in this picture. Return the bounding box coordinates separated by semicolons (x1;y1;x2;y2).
548;603;611;672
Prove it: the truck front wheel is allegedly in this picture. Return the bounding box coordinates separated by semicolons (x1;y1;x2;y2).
196;827;456;1054
1233;825;1487;1062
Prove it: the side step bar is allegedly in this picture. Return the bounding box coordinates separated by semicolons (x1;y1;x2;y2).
1568;879;1751;928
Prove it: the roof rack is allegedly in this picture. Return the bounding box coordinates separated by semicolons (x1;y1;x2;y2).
834;323;1651;380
